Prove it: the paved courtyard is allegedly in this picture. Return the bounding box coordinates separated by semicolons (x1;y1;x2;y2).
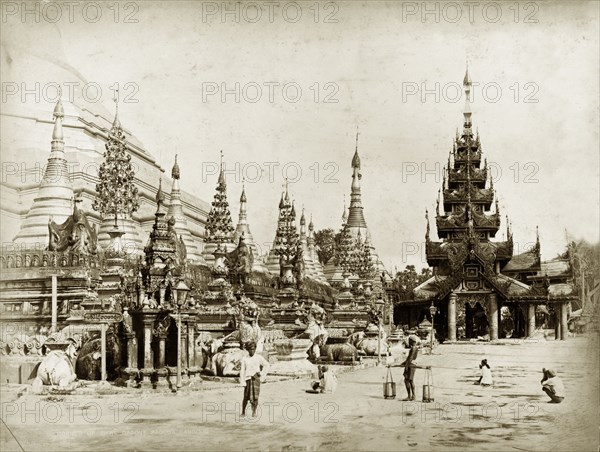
1;334;598;452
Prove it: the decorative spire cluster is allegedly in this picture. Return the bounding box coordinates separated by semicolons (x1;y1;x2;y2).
335;219;356;274
353;229;375;279
204;152;235;245
92;97;139;227
273;181;299;265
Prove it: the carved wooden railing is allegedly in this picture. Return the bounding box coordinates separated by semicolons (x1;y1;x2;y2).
0;250;101;270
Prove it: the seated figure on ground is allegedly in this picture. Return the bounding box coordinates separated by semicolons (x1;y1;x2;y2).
311;365;338;394
477;359;493;386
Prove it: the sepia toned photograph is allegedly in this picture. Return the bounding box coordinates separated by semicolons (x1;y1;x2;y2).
0;1;598;451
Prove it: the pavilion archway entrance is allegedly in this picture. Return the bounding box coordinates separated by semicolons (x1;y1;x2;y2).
448;291;500;341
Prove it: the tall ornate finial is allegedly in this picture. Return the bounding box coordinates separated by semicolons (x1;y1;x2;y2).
172;154;180;180
352;127;361;169
342;194;348;224
425;209;430;240
284;178;290;203
463;64;473;134
51;98;64;141
436;190;440;215
309;213;314;231
112;87;121;130
300;207;306;225
240;179;247;203
156;178;164;207
218;150;226;186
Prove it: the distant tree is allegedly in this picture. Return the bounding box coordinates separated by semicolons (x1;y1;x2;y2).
562;240;600;316
313;228;338;265
393;265;432;300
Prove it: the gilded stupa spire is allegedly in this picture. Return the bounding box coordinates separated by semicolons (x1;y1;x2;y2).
233;179;257;262
347;129;367;229
13;98;74;244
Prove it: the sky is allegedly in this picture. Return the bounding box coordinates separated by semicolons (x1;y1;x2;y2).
1;0;599;271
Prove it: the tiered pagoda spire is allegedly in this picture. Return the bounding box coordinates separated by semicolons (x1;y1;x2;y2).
433;69;501;242
202;152;235;263
14;99;74;245
426;67;513;273
167;155;203;262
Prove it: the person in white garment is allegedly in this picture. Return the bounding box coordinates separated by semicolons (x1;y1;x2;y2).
239;342;270;417
477;359;493;386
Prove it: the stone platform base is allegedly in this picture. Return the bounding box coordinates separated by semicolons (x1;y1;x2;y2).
269;359;317;377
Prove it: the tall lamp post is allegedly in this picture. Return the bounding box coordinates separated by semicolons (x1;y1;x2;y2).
173;279;189;390
429;301;436;355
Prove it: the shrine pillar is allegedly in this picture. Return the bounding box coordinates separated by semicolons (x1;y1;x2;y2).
187;321;195;368
125;333;137;369
180;326;188;374
447;292;457;341
51;275;58;332
488;292;498;341
527;304;536;337
560;303;568;341
554;308;561;339
142;318;154;371
157;333;167;368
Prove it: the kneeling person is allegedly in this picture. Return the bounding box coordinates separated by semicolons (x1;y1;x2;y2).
541;368;565;403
